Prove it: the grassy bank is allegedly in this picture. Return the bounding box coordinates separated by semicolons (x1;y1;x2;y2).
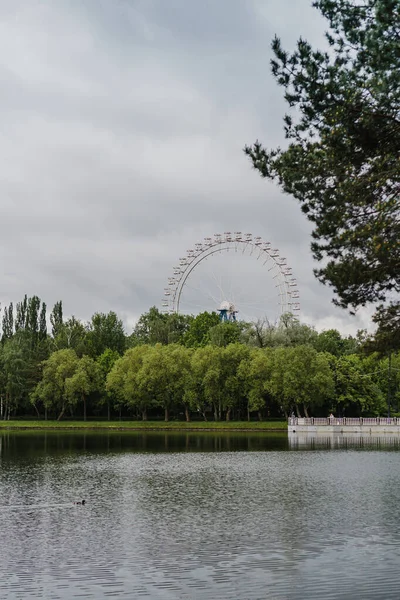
0;420;287;432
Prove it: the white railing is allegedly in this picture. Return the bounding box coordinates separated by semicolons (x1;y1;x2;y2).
288;417;399;426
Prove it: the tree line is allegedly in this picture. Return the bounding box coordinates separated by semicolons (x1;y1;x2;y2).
0;296;398;421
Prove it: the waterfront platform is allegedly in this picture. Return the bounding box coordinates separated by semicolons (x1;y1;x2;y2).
288;417;400;434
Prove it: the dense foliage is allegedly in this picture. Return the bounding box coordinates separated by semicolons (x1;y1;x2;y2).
245;0;400;348
0;297;398;421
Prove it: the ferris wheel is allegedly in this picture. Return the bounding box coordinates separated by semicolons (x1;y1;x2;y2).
162;232;300;321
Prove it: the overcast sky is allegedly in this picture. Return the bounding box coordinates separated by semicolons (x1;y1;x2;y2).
0;0;374;335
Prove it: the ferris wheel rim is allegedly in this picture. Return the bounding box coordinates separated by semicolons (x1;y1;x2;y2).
175;245;288;313
162;233;300;317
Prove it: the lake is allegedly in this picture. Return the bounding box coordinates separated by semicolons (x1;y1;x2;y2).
1;431;400;599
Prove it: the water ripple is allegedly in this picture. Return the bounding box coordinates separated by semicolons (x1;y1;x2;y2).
1;434;400;598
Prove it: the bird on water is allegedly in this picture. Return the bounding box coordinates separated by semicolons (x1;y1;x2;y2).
74;500;86;505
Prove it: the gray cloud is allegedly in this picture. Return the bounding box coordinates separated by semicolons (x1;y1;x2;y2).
0;0;371;335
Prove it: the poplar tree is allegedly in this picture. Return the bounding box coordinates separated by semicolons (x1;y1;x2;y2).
26;296;41;348
1;303;13;341
39;303;47;341
15;295;27;332
50;301;63;338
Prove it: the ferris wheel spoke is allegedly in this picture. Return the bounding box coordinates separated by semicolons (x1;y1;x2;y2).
187;260;225;304
235;295;279;308
194;277;225;307
209;269;226;302
183;280;221;307
236;301;280;315
201;273;224;305
178;284;218;308
181;300;214;310
229;285;281;307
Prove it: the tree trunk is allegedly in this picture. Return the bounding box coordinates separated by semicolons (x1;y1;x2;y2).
185;406;190;422
295;404;301;417
303;404;309;418
202;410;208;421
83;394;87;421
45;406;48;421
119;407;122;421
57;405;66;421
247;406;250;422
3;394;8;420
164;407;169;422
142;408;147;421
214;405;218;421
226;408;231;421
107;401;110;421
258;410;262;422
0;395;3;419
33;403;40;418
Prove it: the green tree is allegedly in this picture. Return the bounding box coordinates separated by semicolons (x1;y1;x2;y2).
364;304;400;354
129;308;193;346
245;0;400;341
244;315;317;348
15;295;28;332
167;312;194;344
65;355;102;421
183;312;220;348
1;303;14;341
333;354;385;416
0;338;27;419
190;346;225;420
97;348;121;420
31;349;79;420
0;327;50;419
26;296;41;347
137;345;192;421
313;329;345;356
86;311;126;357
267;347;290;416
12;295;46;350
357;351;400;415
313;328;360;356
128;307;166;346
283;347;334;417
221;343;251;420
170;345;194;421
209;322;242;347
106;346;153;420
239;348;273;420
39;303;47;342
50;301;63;338
279;314;317;347
52;316;88;356
243;318;279;348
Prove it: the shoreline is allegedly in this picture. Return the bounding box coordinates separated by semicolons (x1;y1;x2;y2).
0;420;287;432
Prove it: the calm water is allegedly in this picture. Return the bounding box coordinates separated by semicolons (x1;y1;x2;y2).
1;431;400;599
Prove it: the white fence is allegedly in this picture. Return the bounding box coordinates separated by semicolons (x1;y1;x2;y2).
288;417;397;426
